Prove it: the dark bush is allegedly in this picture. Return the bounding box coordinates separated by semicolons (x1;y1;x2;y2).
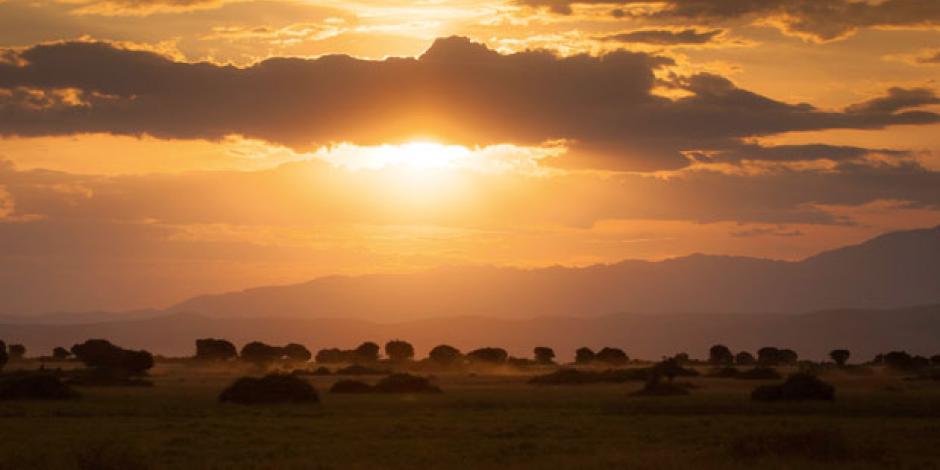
0;372;81;400
595;347;629;365
194;338;237;361
384;340;415;362
931;354;940;366
71;339;154;376
0;341;7;371
466;347;508;364
373;373;442;394
283;343;312;362
219;373;319;404
315;348;349;364
574;347;595;365
630;377;691;397
650;358;698;381
757;347;798;366
335;364;389;375
329;379;375;394
529;368;648;385
709;344;734;365
735;351;756;365
751;373;835;402
533;346;555;364
708;367;740;378
737;367;781;380
311;366;332;376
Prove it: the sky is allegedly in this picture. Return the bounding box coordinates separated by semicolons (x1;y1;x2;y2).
1;0;940;314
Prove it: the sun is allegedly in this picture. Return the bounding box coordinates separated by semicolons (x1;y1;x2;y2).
319;140;472;172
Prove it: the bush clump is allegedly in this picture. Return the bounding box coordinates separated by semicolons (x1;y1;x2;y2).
329;379;375;394
708;367;740;378
630;380;691;397
218;373;319;404
751;373;835;402
0;372;81;400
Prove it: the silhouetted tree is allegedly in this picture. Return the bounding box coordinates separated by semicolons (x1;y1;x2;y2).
195;338;237;361
651;358;683;382
284;343;312;362
757;347;797;366
71;339;154;375
709;344;734;365
883;351;914;370
595;347;629;365
8;344;25;360
829;349;850;367
52;347;71;361
315;348;348;364
931;355;940;366
385;340;415;362
353;342;380;363
0;341;7;371
779;349;798;365
912;355;930;369
428;345;462;366
533;347;555;364
466;347;508;364
673;352;690;365
575;347;595;365
735;351;756;365
240;342;284;366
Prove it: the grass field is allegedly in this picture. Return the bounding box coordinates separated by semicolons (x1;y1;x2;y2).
2;363;940;469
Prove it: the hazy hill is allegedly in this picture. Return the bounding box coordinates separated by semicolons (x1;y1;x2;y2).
3;304;939;360
168;225;940;321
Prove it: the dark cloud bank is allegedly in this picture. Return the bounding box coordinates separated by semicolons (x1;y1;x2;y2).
1;36;938;171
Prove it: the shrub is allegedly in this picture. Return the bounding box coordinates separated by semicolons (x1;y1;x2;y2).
736;367;781;380
315;348;349;364
385;340;415;362
353;342;381;363
708;367;740;378
194;338;237;361
757;347;798;366
330;380;375;394
335;364;389;375
709;344;734;365
650;358;698;381
373;373;442;393
311;366;332;376
466;347;508;364
0;341;7;371
0;372;81;400
219;373;319;404
71;339;154;376
428;345;462;366
630;377;691;397
533;346;555;364
751;373;835;402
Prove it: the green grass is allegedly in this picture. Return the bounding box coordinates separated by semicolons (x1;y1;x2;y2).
2;364;940;469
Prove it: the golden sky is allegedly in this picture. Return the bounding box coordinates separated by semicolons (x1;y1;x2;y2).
1;0;940;314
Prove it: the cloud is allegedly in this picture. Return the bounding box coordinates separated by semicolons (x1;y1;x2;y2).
0;37;938;171
599;28;724;45
518;0;940;41
66;0;229;16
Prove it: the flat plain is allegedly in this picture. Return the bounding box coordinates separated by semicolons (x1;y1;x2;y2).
2;363;940;469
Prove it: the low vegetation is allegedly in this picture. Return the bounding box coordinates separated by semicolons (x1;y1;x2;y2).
751;373;836;402
218;373;320;405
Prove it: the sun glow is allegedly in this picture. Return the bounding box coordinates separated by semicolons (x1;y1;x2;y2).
318;141;473;172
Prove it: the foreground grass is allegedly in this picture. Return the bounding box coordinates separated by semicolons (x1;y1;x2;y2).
1;365;939;469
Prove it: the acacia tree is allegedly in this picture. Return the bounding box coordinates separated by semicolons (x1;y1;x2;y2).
52;347;71;361
428;345;462;366
195;338;238;361
533;347;555;364
0;341;7;371
735;351;756;365
385;340;415;362
709;345;734;365
829;349;851;367
575;347;595;365
353;342;381;363
240;342;285;366
71;339;154;376
284;343;312;362
595;347;629;365
466;347;508;364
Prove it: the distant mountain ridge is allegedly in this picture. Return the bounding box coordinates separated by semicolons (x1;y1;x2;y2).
167;225;940;321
